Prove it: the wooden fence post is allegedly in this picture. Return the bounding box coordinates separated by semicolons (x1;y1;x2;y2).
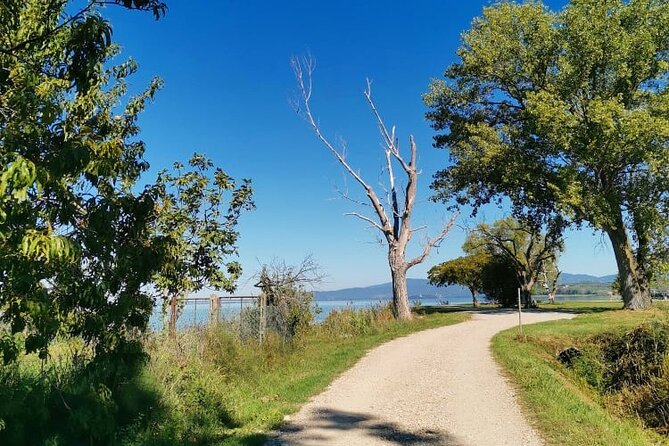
209;294;220;325
517;288;523;335
259;292;266;344
169;295;178;339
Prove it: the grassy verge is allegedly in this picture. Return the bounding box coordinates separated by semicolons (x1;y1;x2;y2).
129;306;470;445
492;301;669;446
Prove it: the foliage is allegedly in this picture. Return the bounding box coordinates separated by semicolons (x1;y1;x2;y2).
0;1;254;442
254;257;322;339
321;302;395;337
464;217;563;307
569;319;669;434
0;346;161;445
153;153;254;303
425;0;669;309
479;255;520;307
428;254;490;306
0;0;169;365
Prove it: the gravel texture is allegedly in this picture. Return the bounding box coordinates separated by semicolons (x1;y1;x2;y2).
267;310;574;446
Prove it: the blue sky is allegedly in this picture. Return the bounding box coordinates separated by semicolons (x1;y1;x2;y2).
104;0;617;293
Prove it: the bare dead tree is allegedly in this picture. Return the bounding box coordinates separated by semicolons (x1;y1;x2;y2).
291;54;456;320
253;256;323;342
254;255;324;306
545;267;561;304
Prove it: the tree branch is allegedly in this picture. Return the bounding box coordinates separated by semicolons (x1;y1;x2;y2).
406;213;458;269
345;212;387;233
291;55;394;239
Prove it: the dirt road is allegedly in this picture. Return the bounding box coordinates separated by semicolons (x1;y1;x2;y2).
267;310;573;446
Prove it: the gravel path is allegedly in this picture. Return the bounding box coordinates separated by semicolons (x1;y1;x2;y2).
267;310;574;446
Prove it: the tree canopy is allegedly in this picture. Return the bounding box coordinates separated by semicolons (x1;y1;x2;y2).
0;1;253;365
428;254;490;307
153;154;254;303
464;218;563;307
425;0;669;310
0;0;169;363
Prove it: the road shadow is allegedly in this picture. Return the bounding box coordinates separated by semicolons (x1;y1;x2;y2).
415;305;473;315
535;304;622;314
419;304;622;316
267;408;466;445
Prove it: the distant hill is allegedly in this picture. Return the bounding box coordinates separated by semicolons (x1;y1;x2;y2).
559;273;616;284
314;278;470;301
314;273;616;301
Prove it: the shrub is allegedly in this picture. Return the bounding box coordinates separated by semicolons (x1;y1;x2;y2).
598;320;669;391
568;319;669;435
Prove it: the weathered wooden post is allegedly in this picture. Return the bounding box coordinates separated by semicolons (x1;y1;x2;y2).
517;288;523;335
169;295;178;338
209;294;220;325
259;292;267;344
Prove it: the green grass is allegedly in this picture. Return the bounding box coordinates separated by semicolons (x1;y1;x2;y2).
492;301;669;446
133;307;470;445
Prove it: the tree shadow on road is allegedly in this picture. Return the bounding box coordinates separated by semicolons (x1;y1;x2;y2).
268;408;466;445
419;303;623;316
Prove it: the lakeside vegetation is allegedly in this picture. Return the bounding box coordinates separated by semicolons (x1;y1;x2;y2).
1;0;669;444
0;305;469;445
492;302;669;445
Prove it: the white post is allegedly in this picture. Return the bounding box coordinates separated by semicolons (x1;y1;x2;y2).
517;288;523;335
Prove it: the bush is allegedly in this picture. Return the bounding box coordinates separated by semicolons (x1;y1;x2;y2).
568;319;669;435
237;291;318;343
598;320;669;391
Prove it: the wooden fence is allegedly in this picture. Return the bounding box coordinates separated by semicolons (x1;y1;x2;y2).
167;294;257;337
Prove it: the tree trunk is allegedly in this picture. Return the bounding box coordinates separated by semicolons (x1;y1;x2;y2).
520;282;534;309
390;259;412;320
470;288;479;308
606;223;651;310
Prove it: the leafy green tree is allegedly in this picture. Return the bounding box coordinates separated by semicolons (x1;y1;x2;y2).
464;218;564;307
425;0;669;310
153;153;254;323
0;0;170;364
0;0;176;442
479;255;520;307
428;254;490;307
0;1;255;442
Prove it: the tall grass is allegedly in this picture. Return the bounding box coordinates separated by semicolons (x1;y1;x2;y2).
126;304;468;445
1;305;468;445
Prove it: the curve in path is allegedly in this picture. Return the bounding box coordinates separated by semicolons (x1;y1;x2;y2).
267;310;574;446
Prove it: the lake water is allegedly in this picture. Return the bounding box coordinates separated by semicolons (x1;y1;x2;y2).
150;296;469;330
151;294;615;330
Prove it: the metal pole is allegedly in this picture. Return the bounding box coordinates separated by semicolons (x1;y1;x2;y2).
517;288;523;335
